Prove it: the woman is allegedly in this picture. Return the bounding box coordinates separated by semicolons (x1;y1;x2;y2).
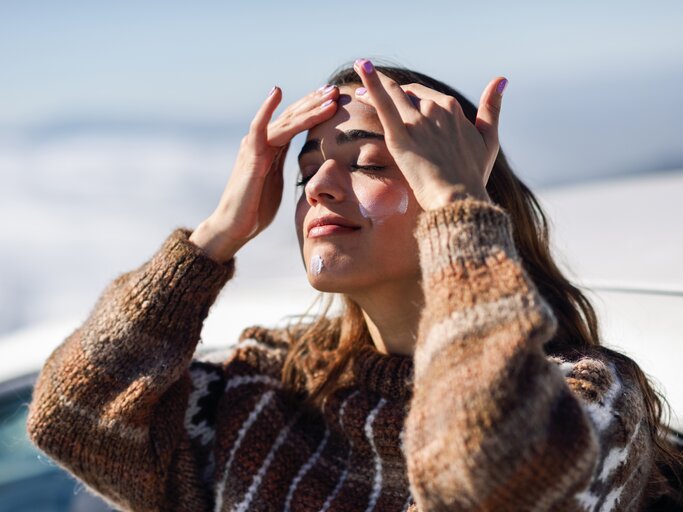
27;60;682;511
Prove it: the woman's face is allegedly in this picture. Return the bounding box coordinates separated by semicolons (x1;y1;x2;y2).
294;85;423;293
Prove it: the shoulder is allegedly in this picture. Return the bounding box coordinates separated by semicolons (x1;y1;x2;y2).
182;324;299;441
547;345;647;436
547;346;657;507
193;324;292;379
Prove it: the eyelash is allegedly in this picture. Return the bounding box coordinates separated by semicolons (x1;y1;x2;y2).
295;165;386;187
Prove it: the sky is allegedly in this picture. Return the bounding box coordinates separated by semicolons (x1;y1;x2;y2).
1;1;681;126
1;0;682;335
2;1;682;185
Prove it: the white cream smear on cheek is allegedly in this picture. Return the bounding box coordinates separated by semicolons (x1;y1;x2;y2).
357;185;409;224
310;254;324;275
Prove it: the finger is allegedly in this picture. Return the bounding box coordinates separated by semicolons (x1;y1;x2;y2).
290;84;338;114
352;60;414;140
250;86;283;147
268;91;339;147
475;77;507;151
356;85;423;112
400;83;464;116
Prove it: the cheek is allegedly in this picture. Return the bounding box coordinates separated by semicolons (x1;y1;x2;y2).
355;182;410;224
295;199;308;245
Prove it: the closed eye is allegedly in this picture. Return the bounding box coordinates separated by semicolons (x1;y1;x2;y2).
351;164;385;171
295;165;386;187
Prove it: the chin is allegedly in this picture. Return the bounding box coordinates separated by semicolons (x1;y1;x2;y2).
306;272;350;293
302;248;372;292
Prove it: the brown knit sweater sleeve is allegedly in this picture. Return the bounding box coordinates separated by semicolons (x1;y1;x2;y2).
26;227;238;512
404;195;652;511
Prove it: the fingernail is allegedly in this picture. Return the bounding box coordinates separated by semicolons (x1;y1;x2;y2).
317;84;329;92
321;99;334;108
355;87;367;96
496;79;508;95
268;86;277;96
354;58;374;74
323;85;335;94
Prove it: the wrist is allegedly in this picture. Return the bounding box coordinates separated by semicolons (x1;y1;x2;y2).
189;220;241;263
427;184;490;209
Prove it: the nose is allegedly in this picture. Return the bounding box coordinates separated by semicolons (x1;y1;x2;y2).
304;159;347;207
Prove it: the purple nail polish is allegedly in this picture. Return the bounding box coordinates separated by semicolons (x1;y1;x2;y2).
323;85;335;94
362;60;374;74
496;79;508;95
317;84;329;93
321;99;334;108
355;87;367;96
268;86;277;96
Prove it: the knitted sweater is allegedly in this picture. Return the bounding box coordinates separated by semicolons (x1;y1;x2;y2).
27;196;654;511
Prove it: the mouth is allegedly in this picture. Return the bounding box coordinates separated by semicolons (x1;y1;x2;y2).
308;224;361;238
307;214;362;238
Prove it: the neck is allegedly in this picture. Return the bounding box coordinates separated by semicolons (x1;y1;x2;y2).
349;277;424;356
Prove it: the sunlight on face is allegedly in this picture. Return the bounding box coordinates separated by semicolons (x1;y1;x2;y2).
294;86;423;294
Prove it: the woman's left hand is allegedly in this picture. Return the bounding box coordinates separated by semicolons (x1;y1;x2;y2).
352;59;507;209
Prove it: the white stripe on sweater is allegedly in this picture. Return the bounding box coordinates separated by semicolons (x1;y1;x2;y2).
338;390;360;431
599;420;641;481
581;420;645;512
232;409;303;512
574;390;640;511
364;398;387;512
400;494;413;512
580;363;622;433
318;455;351;512
185;366;222;445
214;390;275;512
284;428;331;512
316;392;359;512
224;374;283;392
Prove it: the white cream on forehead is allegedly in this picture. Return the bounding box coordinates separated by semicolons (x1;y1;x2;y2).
357;184;409;224
310;254;324;275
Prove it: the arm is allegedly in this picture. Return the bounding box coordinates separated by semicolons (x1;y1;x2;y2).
404;196;651;511
27;228;236;512
25;81;341;511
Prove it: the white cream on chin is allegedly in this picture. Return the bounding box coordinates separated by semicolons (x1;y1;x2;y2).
310;254;324;275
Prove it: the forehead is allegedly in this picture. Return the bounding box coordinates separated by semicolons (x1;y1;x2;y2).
306;86;383;141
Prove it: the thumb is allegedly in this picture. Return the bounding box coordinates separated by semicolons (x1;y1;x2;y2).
475;77;507;151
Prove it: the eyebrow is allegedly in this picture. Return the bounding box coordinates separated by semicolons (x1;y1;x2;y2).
297;129;385;161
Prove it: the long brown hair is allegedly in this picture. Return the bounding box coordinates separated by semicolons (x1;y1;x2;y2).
280;64;683;505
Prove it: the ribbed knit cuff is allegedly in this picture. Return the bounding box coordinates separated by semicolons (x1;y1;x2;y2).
122;227;237;337
414;195;518;279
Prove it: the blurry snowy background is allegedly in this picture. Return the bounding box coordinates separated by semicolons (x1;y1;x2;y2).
1;0;683;336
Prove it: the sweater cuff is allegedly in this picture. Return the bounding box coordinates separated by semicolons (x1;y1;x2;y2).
413;195;518;280
121;227;237;337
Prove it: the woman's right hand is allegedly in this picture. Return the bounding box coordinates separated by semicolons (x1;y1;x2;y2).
189;85;340;263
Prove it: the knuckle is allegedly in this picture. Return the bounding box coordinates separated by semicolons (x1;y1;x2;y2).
422;99;438;115
487;100;502;116
445;96;459;111
385;80;401;92
248;118;260;133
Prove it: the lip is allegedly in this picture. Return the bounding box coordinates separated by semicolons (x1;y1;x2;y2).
307;215;361;238
309;225;360;238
